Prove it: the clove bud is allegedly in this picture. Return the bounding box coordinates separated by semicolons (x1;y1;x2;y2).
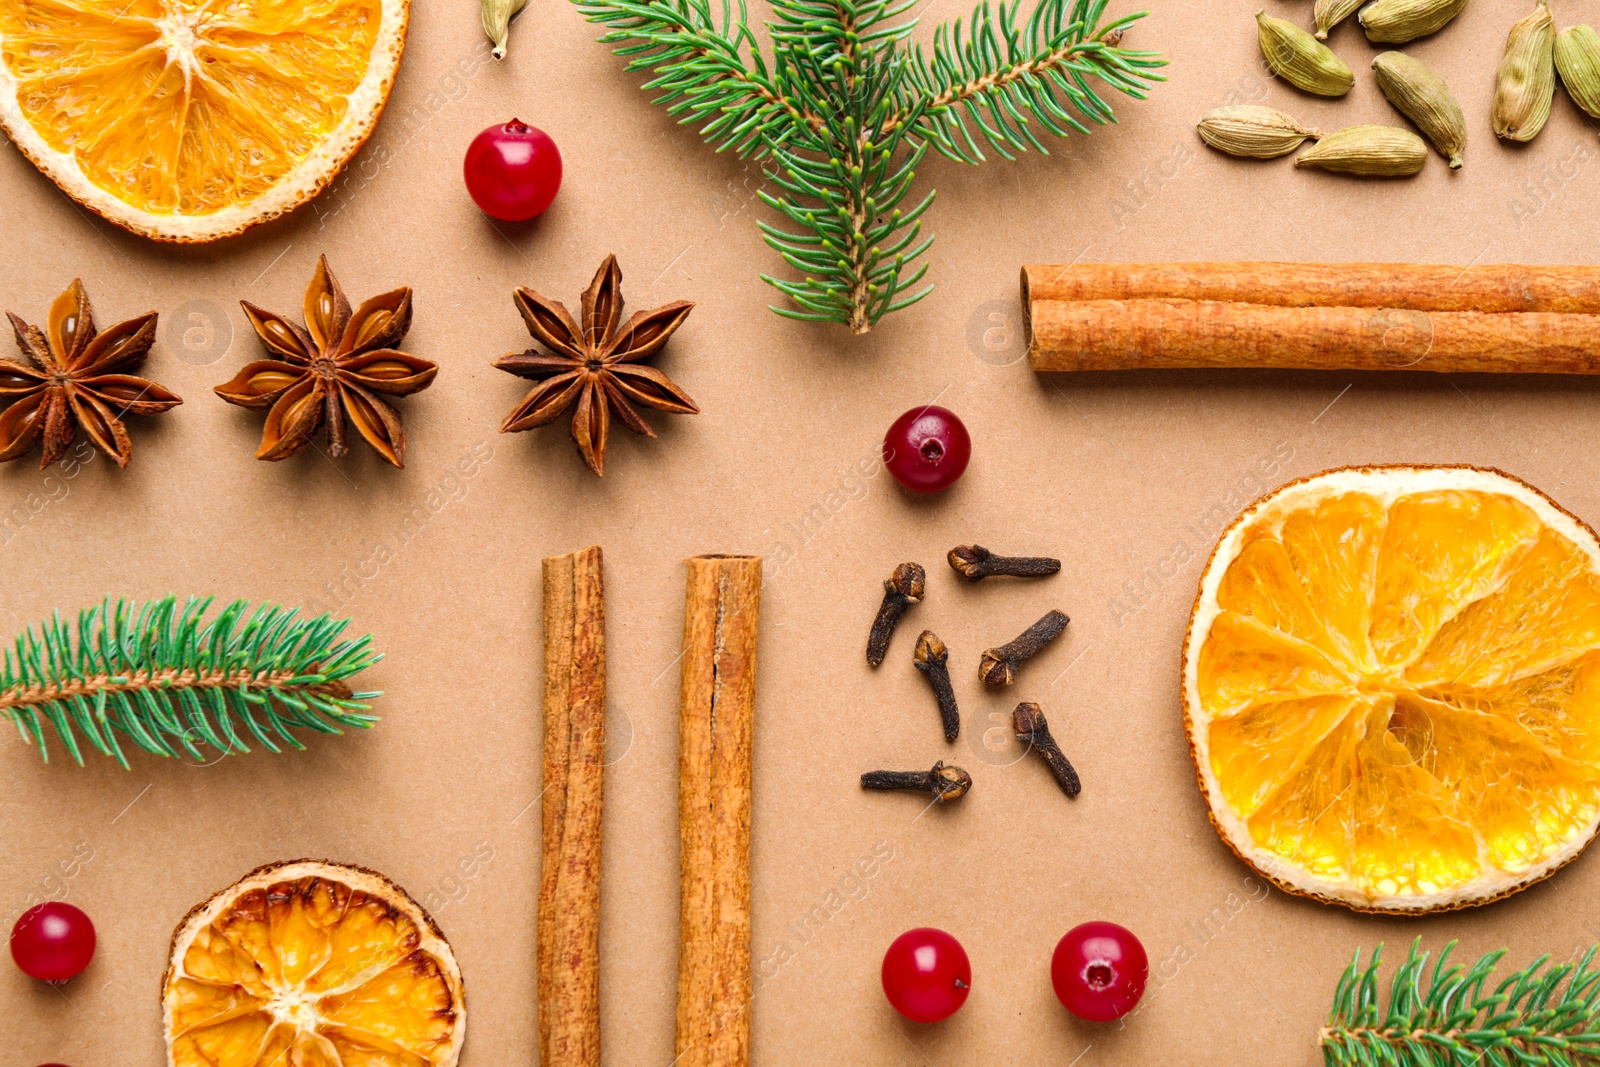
866;562;925;667
1013;702;1080;798
913;631;960;742
947;544;1061;582
979;609;1069;685
861;760;972;803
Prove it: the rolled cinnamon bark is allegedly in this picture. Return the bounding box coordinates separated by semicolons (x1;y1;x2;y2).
1022;262;1600;373
539;546;607;1067
677;554;763;1067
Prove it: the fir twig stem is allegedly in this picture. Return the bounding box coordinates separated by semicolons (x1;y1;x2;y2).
0;666;352;713
574;0;1166;332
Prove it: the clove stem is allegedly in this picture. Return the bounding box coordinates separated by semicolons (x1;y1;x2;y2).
947;544;1061;582
861;760;972;802
866;562;925;667
1013;702;1080;798
913;630;960;742
980;609;1069;686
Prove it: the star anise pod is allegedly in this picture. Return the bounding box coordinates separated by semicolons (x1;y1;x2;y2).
494;255;698;476
0;280;180;469
214;256;437;468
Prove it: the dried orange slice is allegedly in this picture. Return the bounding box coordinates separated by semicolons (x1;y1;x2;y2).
162;859;465;1067
1183;466;1600;913
0;0;407;242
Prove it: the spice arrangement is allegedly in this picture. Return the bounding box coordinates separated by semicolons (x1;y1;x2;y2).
162;860;466;1067
1202;0;1600;176
10;0;1600;1060
859;547;1073;806
1022;261;1600;373
0;596;381;766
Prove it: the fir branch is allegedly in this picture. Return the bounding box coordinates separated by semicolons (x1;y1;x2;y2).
573;0;820;154
1321;939;1600;1067
0;596;382;768
571;0;1165;331
904;0;1164;163
758;1;936;330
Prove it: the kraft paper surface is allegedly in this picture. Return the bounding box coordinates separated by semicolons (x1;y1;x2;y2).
4;1;1600;1064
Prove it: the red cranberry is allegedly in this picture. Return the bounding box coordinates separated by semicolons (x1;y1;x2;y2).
463;119;562;221
882;405;970;492
1052;921;1147;1021
881;927;970;1022
10;902;95;982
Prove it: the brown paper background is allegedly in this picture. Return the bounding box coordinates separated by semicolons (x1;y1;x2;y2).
4;0;1600;1063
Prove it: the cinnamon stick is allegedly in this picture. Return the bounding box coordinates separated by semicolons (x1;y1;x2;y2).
677;554;763;1067
539;546;606;1067
1022;262;1600;373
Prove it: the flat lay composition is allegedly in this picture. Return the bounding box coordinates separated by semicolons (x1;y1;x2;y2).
6;0;1600;1063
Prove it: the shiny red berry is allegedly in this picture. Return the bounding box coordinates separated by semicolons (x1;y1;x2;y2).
881;927;970;1022
464;119;562;221
882;405;970;493
10;902;96;982
1051;921;1147;1021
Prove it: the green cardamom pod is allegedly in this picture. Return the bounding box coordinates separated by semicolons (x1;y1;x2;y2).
1315;0;1367;39
1257;10;1356;96
1294;124;1428;176
1493;0;1556;142
1556;24;1600;119
482;0;527;60
1197;105;1323;158
1372;52;1466;168
1358;0;1468;44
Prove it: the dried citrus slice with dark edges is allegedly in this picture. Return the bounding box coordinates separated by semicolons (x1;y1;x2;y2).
163;859;465;1066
